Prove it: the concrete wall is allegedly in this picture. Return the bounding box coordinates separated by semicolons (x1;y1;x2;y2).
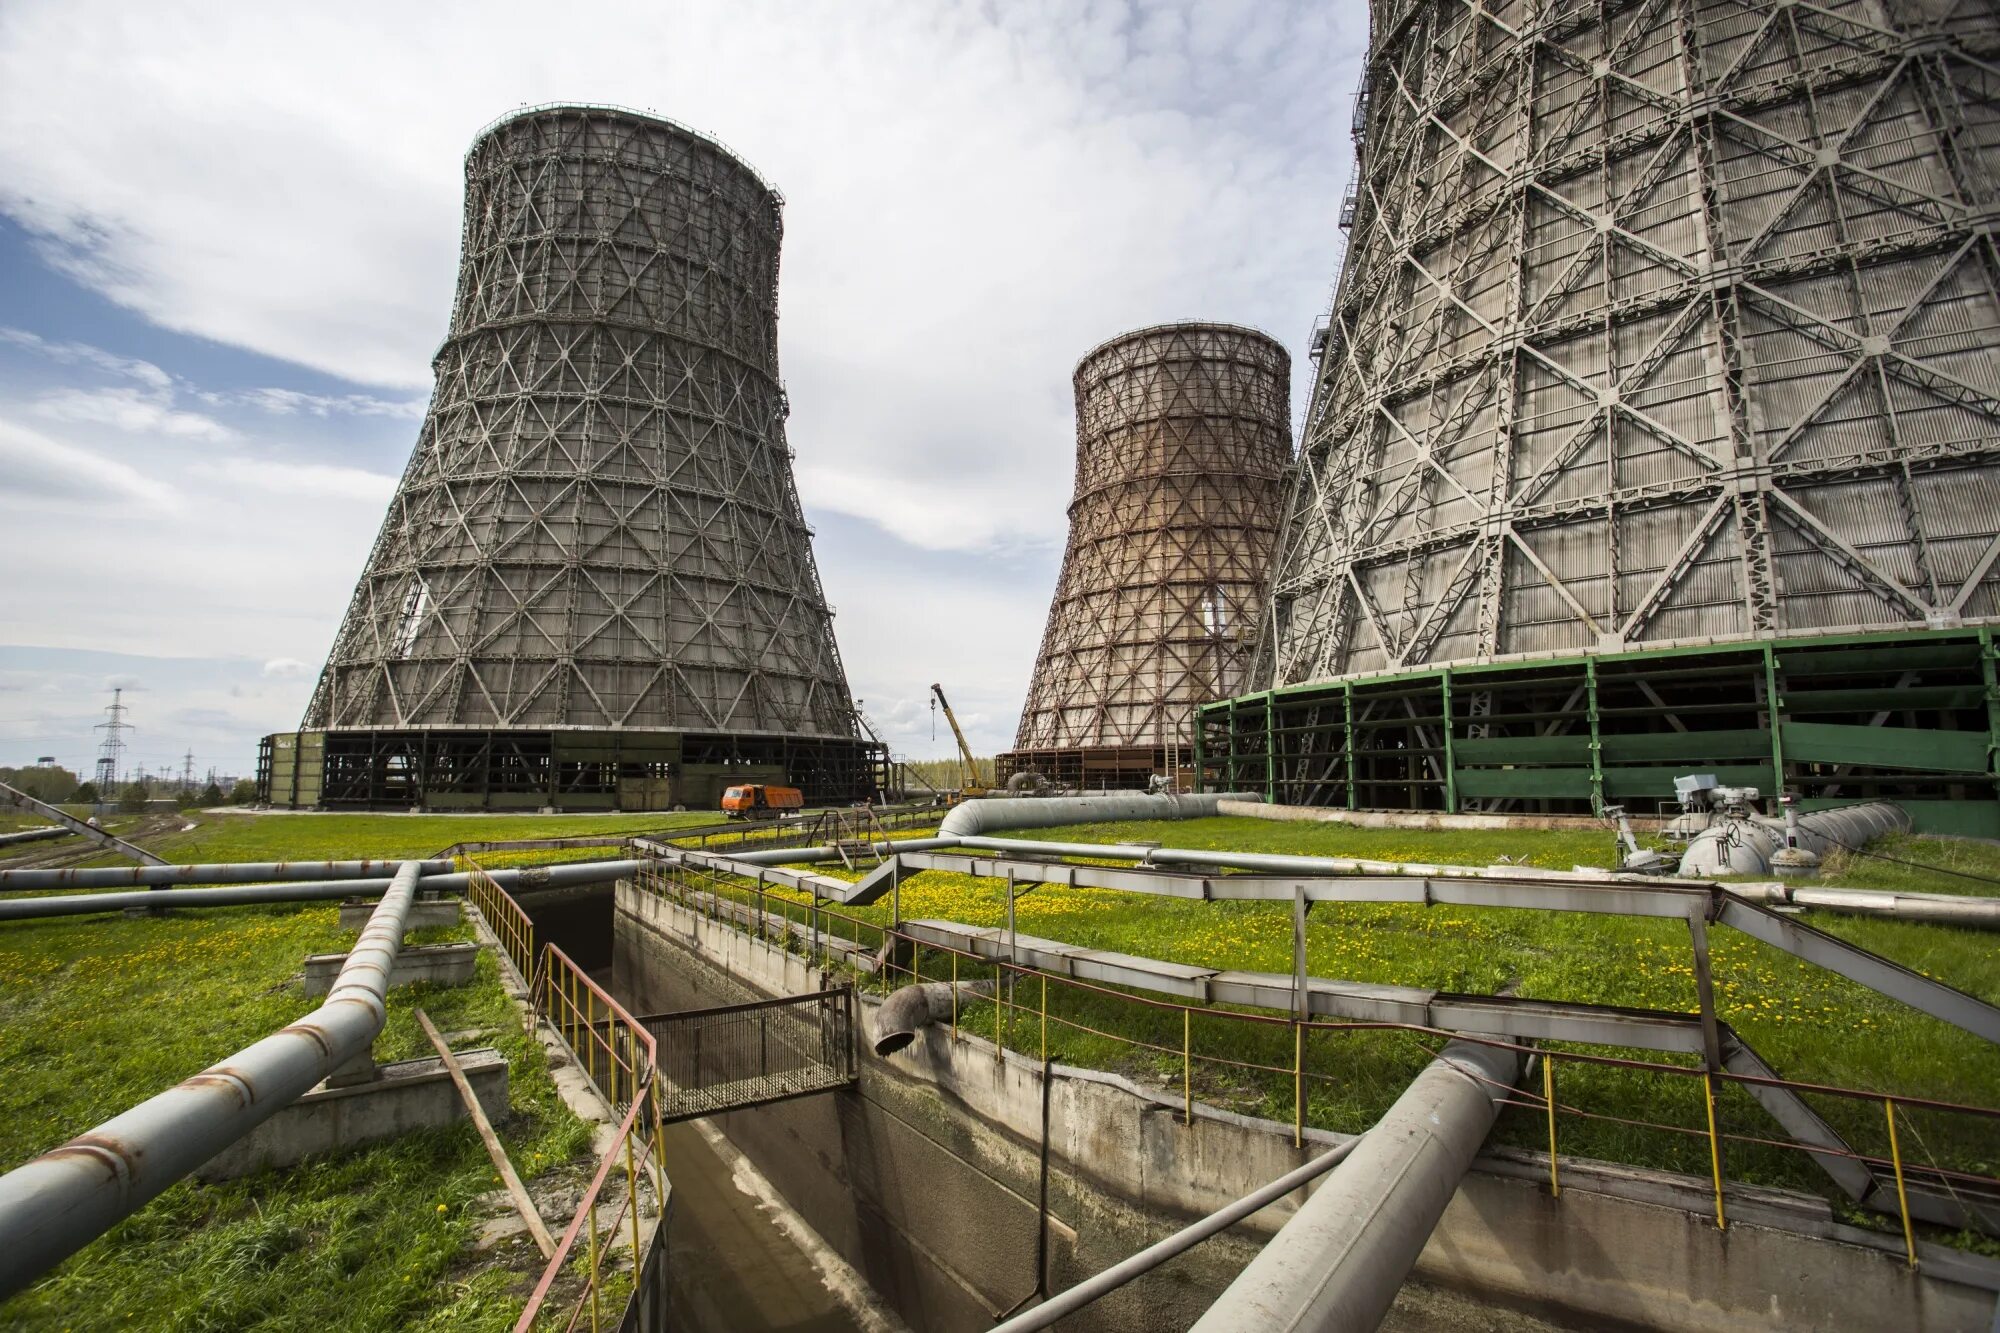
616;884;2000;1332
302;941;479;996
196;1050;508;1181
338;899;461;931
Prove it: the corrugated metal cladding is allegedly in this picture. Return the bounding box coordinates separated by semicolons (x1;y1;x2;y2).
1006;324;1291;785
1260;0;2000;688
303;106;861;742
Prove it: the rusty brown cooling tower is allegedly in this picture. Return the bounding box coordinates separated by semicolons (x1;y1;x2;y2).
1002;323;1291;791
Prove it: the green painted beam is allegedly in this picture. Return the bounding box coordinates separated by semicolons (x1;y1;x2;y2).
1344;684;1357;811
1264;691;1277;804
1454;767;1595;799
1781;721;1992;774
1598;729;1770;763
1455;735;1593;763
1586;658;1604;816
1441;669;1457;813
1261;626;1989;702
1782;685;1985;712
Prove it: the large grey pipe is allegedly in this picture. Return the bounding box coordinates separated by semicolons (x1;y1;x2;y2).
1190;1038;1523;1333
0;859;645;922
937;792;1255;839
684;793;1991;929
0;860;427;1298
1680;801;1910;877
0;827;68;850
0;859;456;892
990;1138;1364;1333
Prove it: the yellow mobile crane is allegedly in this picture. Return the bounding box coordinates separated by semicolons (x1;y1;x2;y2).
929;682;990;799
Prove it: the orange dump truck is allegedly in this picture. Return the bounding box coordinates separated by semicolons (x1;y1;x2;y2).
721;784;804;820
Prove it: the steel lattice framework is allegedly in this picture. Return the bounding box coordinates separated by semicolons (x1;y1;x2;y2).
1004;324;1291;789
305;106;860;741
1261;0;2000;686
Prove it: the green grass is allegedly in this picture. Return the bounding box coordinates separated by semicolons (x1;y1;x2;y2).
72;811;716;868
721;815;2000;1245
1813;832;2000;897
0;904;595;1329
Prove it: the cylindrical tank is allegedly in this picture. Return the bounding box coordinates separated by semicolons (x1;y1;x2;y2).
1261;3;2000;686
304;105;858;740
1006;323;1291;787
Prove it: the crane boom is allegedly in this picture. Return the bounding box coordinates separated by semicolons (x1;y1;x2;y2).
929;682;985;792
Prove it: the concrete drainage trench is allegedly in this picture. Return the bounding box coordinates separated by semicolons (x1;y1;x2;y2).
524;883;1585;1333
523;884;881;1333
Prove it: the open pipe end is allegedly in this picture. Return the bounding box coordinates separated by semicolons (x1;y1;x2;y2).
873;1031;916;1057
872;981;987;1059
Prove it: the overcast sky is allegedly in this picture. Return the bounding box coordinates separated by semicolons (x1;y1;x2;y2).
0;0;1365;781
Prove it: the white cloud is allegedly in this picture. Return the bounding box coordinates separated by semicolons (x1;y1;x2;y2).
203;387;427;420
0;411;391;663
0;0;1362;557
186;457;397;502
261;657;306;678
0;326;172;390
0;417;180;510
34;385;235;440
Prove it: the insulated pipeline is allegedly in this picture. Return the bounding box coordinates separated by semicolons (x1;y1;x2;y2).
989;1138;1363;1333
0;861;428;1298
0;827;68;850
1191;1038;1523;1332
0;860;646;922
0;859;457;892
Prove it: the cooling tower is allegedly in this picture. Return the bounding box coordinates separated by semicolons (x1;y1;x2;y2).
1002;323;1291;791
263;105;879;811
1204;2;2000;830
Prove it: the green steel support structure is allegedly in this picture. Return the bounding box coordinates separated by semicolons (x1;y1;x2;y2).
1198;630;2000;836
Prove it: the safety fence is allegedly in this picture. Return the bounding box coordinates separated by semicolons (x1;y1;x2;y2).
633;856;2000;1264
461;859;671;1333
464;860;538;985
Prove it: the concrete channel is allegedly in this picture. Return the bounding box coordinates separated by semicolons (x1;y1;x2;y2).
524;882;1597;1331
511;864;2000;1331
519;884;878;1333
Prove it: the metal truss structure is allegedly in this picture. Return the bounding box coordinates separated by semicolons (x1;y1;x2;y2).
1003;324;1292;789
1200;625;2000;828
280;106;873;809
1228;0;2000;819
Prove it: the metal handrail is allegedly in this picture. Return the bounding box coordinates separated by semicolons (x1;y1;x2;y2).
636;858;2000;1259
512;940;665;1331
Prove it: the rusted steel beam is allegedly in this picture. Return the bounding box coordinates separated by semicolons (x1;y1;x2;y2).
414;1008;553;1259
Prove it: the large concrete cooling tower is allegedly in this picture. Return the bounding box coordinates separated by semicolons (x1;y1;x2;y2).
1002;323;1291;791
263;105;879;811
1203;3;2000;832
